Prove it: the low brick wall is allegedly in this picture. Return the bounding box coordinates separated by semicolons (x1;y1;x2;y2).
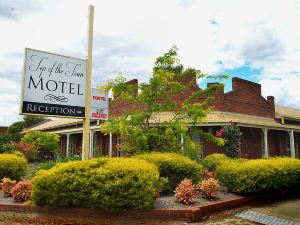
0;190;296;222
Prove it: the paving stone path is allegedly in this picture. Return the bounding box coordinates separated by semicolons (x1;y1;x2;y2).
236;210;300;225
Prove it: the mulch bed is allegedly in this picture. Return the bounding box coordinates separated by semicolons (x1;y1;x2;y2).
0;187;240;209
0;194;21;206
155;188;240;209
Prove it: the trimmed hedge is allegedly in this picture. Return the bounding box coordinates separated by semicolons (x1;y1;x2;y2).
202;154;230;171
32;158;161;209
216;157;300;194
134;152;202;192
0;154;28;180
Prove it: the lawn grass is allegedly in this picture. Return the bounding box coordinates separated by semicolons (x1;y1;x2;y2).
23;163;39;180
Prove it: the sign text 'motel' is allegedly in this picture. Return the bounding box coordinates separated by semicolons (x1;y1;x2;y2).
21;48;87;118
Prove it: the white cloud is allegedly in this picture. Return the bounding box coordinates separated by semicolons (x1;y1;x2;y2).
0;0;300;125
260;75;300;108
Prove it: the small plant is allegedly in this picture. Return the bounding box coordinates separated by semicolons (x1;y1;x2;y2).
174;178;197;204
201;169;215;180
0;177;17;197
11;180;32;202
198;178;220;199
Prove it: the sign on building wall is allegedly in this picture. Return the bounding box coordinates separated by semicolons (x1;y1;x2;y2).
20;48;87;118
90;88;108;120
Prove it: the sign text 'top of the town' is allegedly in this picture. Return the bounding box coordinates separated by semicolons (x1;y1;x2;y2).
20;48;87;118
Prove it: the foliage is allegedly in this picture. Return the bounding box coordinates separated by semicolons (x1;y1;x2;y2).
0;177;17;197
216;157;300;194
11;180;32;202
197;178;220;199
7;121;25;140
202;154;229;171
135;152;202;192
2;116;46;145
12;142;35;162
0;133;18;153
100;46;226;158
23;115;46;128
216;124;242;158
0;154;27;180
0;143;13;154
32;158;163;209
32;155;81;176
174;178;197;204
201;169;215;180
12;151;25;158
21;131;60;161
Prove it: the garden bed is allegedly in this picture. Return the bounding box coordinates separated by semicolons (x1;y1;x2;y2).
155;188;240;209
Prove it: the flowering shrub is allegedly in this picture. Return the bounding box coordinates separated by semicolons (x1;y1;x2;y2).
216;124;241;158
201;169;215;180
11;180;32;202
215;129;224;137
0;177;17;197
198;178;220;199
174;178;197;204
13;142;35;162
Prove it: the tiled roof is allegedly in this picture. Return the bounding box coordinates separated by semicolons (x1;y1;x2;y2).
27;118;82;131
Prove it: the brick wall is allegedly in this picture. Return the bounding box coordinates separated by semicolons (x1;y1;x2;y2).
95;133;118;157
0;127;7;135
59;135;67;156
240;127;263;159
268;130;288;157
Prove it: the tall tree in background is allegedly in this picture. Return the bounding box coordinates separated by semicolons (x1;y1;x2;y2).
4;116;46;143
100;47;226;160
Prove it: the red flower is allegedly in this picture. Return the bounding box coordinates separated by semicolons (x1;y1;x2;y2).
216;129;224;137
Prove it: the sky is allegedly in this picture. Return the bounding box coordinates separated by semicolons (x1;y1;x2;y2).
0;0;300;126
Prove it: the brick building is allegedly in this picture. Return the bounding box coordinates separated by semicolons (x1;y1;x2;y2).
27;77;300;159
0;126;8;135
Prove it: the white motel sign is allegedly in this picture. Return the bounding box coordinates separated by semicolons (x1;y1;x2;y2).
20;48;87;118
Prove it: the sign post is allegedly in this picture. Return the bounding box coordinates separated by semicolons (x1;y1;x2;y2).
82;5;94;160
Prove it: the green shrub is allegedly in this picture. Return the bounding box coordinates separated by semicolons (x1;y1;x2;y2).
32;158;161;209
32;155;81;176
216;157;300;194
0;154;28;180
21;131;60;161
134;152;202;192
202;154;229;171
12;151;25;158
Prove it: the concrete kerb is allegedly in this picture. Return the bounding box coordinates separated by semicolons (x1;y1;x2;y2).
0;190;296;222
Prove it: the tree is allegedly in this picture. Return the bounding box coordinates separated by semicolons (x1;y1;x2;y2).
100;46;226;160
21;131;60;161
23;115;46;128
